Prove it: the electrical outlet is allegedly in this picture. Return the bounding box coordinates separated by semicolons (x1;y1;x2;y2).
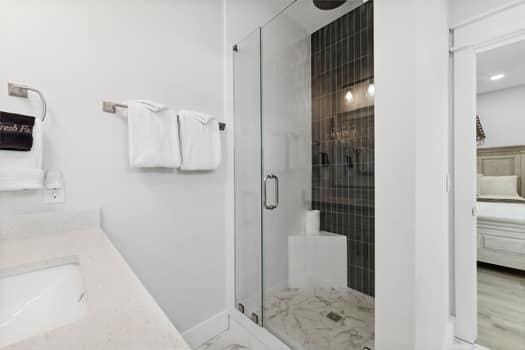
44;188;65;204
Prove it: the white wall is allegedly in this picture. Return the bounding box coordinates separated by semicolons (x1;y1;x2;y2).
449;0;516;25
375;0;450;348
414;0;450;348
375;0;416;346
477;85;525;148
0;0;225;332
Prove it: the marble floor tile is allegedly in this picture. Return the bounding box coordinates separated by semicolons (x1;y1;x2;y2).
263;288;375;350
211;288;375;350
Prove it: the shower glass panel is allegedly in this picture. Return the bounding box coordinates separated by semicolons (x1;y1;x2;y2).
233;28;262;322
260;0;313;339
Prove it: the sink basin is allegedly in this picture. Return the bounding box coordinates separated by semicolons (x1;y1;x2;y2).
0;258;87;348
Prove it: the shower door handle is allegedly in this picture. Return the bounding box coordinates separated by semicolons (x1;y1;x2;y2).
263;174;279;210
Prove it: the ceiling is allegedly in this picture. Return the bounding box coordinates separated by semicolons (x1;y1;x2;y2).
477;39;525;94
272;0;365;34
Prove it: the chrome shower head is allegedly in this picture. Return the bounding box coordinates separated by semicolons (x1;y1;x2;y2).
313;0;347;10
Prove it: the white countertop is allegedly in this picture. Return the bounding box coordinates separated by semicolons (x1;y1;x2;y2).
0;228;191;350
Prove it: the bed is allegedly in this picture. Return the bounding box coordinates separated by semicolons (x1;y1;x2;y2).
477;146;525;271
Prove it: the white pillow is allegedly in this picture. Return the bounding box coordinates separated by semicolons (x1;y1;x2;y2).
479;175;519;197
478;194;525;202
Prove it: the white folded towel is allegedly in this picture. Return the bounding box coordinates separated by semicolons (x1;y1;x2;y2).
132;99;167;112
127;100;181;168
178;110;221;171
0;119;44;191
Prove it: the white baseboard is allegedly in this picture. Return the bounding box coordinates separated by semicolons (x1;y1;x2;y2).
182;310;229;349
450;342;490;350
183;310;490;350
443;317;455;349
447;317;490;350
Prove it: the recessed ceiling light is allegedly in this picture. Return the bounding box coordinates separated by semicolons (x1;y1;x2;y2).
490;73;505;81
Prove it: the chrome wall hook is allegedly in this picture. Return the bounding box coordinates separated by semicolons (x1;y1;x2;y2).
8;82;47;122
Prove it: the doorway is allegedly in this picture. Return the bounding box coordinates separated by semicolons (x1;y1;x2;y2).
474;40;525;350
451;3;525;346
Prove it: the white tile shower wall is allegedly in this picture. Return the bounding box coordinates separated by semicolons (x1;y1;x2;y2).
0;0;225;332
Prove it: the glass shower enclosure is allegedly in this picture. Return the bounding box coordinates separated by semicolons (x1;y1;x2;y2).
234;1;375;349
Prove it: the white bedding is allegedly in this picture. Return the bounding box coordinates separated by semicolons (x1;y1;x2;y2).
477;201;525;225
477;200;525;271
477;194;525;202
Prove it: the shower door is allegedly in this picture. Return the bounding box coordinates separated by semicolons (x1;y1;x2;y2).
259;2;375;349
260;1;312;334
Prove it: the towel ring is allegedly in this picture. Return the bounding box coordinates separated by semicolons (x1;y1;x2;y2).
8;83;48;122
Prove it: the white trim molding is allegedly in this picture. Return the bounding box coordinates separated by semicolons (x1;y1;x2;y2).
182;311;229;349
442;318;455;350
229;309;291;350
450;340;491;350
450;0;525;30
452;47;478;343
451;2;525;52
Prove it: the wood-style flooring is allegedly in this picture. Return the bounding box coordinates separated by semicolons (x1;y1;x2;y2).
478;264;525;350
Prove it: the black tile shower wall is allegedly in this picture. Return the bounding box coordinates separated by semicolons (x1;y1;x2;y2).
311;2;375;297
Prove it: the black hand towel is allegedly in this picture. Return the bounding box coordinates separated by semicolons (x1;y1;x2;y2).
0;111;35;151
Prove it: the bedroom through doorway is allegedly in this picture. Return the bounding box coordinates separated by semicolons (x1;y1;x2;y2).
474;39;525;350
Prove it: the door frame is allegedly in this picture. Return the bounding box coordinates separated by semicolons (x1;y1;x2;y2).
451;1;525;343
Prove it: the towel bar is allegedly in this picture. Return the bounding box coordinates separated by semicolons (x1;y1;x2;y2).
102;101;226;131
7;83;47;122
